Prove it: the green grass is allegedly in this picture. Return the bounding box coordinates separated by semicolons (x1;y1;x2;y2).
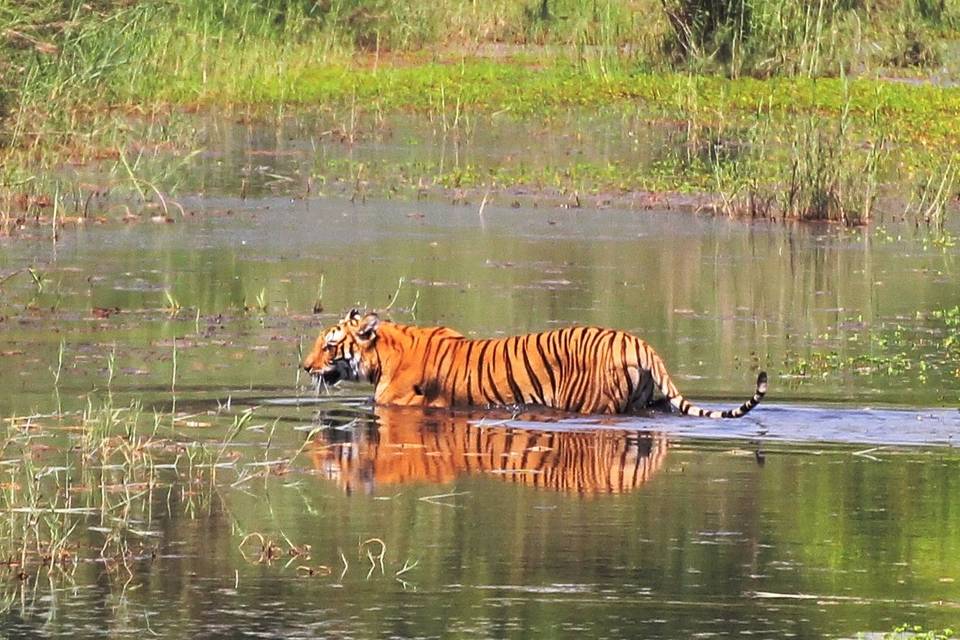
0;391;267;588
2;0;960;227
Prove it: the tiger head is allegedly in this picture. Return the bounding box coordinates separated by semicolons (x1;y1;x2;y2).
302;309;381;386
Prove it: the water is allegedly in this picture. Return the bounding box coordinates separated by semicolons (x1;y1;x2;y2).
1;401;958;638
2;195;958;413
2;119;960;638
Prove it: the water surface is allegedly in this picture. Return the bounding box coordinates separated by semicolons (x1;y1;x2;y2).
2;130;959;637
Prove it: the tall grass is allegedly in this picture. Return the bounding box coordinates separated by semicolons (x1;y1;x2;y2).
660;0;959;77
779;113;887;224
907;158;959;232
2;1;957;130
3;0;956;121
1;0;959;229
0;390;249;589
709;84;890;224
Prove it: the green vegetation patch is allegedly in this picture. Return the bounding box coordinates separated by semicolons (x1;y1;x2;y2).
3;1;960;229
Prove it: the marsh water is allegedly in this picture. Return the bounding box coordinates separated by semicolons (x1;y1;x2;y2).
2;116;960;638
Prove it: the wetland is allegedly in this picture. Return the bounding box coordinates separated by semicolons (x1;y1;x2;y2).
3;1;960;637
2;172;960;637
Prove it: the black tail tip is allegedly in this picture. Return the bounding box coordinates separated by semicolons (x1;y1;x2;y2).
757;371;768;391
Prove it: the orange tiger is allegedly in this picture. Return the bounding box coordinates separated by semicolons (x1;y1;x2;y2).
310;406;669;495
302;309;767;417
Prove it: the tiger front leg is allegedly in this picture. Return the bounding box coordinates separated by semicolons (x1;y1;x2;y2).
375;377;451;408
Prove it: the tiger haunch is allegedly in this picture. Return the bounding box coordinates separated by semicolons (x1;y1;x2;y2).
302;310;767;418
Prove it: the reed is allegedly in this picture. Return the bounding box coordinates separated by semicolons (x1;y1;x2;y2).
660;0;956;77
706;81;892;225
163;290;182;315
255;288;269;314
907;158;959;232
171;338;177;394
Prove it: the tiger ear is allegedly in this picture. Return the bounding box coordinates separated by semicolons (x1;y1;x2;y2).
346;308;363;323
355;313;380;342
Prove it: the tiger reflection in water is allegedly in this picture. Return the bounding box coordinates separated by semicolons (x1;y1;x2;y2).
309;406;668;496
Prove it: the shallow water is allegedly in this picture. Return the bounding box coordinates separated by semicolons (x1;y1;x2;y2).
2;129;960;636
2;399;959;638
2;194;958;414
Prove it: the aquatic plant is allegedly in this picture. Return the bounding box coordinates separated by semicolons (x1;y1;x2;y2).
907;158;959;232
171;338;178;394
701;79;893;224
255;288;269;314
312;274;326;315
886;626;955;640
49;339;65;388
777;112;887;224
163;289;182;315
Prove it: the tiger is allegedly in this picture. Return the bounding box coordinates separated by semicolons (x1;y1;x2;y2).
310;406;668;495
302;309;767;417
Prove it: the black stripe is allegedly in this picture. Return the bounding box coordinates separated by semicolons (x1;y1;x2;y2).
615;335;628;394
519;336;546;405
564;329;591;412
619;334;634;406
474;340;497;404
570;328;593;411
566;350;591;411
597;330;619;410
635;341;649;370
548;329;565;369
484;341;508;406
534;332;558;401
503;338;527;405
416;328;445;391
445;340;464;406
434;338;460;401
462;341;477;406
570;328;604;412
549;329;571;409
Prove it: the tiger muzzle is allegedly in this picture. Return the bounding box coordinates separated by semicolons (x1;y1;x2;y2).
309;366;342;385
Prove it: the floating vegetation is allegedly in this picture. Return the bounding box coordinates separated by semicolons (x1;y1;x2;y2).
886;626;956;640
782;306;960;401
